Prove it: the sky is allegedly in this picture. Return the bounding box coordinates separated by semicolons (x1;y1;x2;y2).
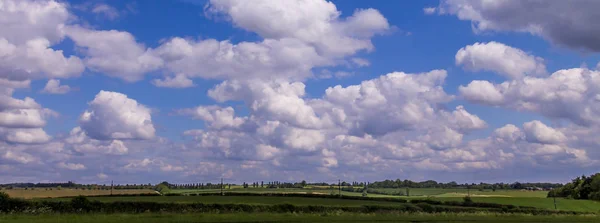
2;0;600;185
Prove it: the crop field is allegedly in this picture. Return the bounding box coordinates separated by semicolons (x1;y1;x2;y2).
1;188;155;199
2;213;599;223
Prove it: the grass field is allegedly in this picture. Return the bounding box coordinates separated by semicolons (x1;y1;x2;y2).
39;194;600;212
1;213;599;223
43;195;408;207
428;197;600;213
10;187;600;213
1;188;155;199
171;187;549;198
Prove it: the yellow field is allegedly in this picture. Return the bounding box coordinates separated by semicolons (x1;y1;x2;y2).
1;188;155;199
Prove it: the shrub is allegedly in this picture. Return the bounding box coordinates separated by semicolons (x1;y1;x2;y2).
463;196;473;204
71;196;93;212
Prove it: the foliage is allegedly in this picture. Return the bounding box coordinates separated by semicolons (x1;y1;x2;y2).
548;173;600;201
368;179;561;190
0;194;588;215
463;196;473;203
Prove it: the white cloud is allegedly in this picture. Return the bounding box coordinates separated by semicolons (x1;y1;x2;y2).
92;4;119;20
351;58;370;67
65;26;163;82
423;7;436;15
523;120;567;144
460;68;600;126
458;80;504;105
0;1;84;81
97;173;108;179
152;74;195;88
155;37;324;81
207;0;389;56
437;0;600;52
0;127;51;144
0;109;54;128
2;150;37;164
493;124;524;142
79;91;155;140
0;36;85;80
41;79;71;94
177;106;245;129
456;42;546;79
0;0;69;45
57;162;86;170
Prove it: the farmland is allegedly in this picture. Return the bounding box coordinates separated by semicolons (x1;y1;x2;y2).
3;186;600;223
5;186;598;212
2;213;600;223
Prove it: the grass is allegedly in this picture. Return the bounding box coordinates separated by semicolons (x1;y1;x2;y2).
42;195;407;207
12;187;600;213
39;194;600;212
1;188;155;199
1;213;599;223
427;197;600;213
366;188;549;198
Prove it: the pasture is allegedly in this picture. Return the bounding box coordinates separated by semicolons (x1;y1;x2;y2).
2;213;599;223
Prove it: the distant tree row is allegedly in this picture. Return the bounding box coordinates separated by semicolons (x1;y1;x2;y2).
0;179;564;191
548;173;600;200
367;179;562;190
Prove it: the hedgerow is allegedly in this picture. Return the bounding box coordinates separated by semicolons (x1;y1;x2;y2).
0;193;589;215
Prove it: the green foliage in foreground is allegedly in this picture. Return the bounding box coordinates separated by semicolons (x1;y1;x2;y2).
1;213;599;223
2;193;593;215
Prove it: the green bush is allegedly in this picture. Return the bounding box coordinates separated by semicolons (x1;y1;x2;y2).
463;196;473;203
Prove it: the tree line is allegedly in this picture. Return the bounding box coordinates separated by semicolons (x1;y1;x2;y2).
367;179;562;190
1;179;563;191
548;173;600;200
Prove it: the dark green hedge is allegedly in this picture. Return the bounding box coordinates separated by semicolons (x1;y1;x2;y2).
0;195;587;215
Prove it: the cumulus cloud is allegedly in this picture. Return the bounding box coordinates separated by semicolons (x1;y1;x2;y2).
0;128;51;144
182;70;492;177
3;0;600;184
0;0;85;81
437;0;600;52
65;26;163;82
0;0;69;45
523;121;567;145
41;79;71;94
79;91;155;140
456;42;547;79
177;106;245;129
206;0;390;56
460;68;600;126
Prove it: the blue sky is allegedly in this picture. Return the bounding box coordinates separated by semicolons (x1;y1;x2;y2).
2;0;600;184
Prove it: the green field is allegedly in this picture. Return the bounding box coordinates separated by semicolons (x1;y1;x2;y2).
1;213;599;223
170;187;549;198
43;195;406;207
429;197;600;213
39;194;600;212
